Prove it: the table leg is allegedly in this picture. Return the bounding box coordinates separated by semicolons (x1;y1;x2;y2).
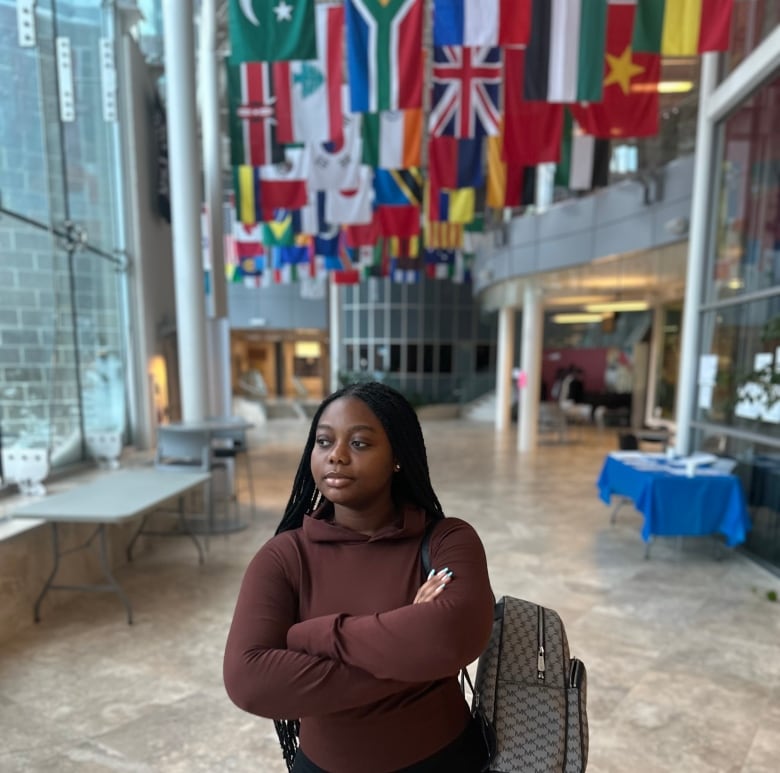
96;526;134;625
34;523;62;623
34;523;134;625
177;495;205;565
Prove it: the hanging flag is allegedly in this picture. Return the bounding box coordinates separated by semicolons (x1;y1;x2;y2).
326;230;360;285
373;168;423;207
325;166;375;225
228;0;316;63
233;222;265;258
570;1;660;138
428;136;484;189
345;216;381;246
438;188;476;224
308;98;363;192
376;204;420;237
390;253;421;283
452;250;474;284
259;146;310;212
262;211;297;246
362;109;422;168
424;221;464;249
524;0;608;103
227;61;284;167
345;0;424;112
429;46;502;138
556;110;611;191
234;166;263;225
424;248;457;279
389;235;420;259
633;0;735;56
273;3;344;144
486;127;531;209
502;48;563;165
432;0;531;47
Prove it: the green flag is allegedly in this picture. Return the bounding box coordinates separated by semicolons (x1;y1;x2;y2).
228;0;316;63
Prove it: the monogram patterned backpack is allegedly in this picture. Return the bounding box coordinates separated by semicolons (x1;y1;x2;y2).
475;596;589;772
421;529;588;772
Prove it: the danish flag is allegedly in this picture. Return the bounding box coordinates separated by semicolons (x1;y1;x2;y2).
428;46;502;139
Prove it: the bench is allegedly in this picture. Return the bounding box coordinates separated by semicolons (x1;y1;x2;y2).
10;467;211;624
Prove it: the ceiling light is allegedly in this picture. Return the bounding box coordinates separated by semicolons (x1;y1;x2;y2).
631;80;694;94
552;313;606;324
585;300;650;313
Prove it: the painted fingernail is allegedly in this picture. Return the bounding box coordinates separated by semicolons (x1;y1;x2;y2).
437;583;447;591
437;567;450;576
427;569;436;580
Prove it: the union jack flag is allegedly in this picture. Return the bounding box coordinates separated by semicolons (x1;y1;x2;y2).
428;46;502;139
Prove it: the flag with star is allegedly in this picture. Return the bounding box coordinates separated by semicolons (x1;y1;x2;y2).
228;0;316;63
570;0;660;139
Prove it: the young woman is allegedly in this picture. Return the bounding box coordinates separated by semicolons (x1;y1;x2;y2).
223;382;494;773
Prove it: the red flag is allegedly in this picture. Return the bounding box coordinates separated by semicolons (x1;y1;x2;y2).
376;205;420;238
502;48;563;166
345;216;381;247
571;2;660;139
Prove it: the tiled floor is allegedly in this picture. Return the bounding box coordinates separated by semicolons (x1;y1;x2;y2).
1;419;779;772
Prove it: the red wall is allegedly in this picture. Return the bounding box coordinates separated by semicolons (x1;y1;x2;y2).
542;348;609;394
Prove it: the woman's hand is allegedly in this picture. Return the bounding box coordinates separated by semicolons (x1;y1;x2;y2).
413;568;453;604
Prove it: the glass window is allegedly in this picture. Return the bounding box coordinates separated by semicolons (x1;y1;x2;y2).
708;73;780;303
389;344;402;373
725;1;779;76
407;344;419;373
423;344;435;373
476;344;492;373
696;295;780;439
439;344;453;374
653;306;682;421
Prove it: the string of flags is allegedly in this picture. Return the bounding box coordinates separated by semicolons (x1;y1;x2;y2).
224;0;735;288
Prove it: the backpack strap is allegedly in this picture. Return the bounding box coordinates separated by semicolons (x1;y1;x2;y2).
420;519;437;578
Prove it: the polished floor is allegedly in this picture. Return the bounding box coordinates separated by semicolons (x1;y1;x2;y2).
1;419;779;772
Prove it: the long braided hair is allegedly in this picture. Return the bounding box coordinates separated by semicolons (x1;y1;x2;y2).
274;382;445;767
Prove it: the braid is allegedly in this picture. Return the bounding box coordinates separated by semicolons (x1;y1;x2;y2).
274;719;300;770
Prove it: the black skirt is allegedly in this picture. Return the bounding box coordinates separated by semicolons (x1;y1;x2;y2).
291;715;487;773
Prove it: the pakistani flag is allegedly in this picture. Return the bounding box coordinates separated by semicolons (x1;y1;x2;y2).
229;0;316;63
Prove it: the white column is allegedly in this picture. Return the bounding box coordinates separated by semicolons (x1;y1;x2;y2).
199;0;227;319
495;306;515;430
518;283;544;452
207;318;232;418
163;0;209;421
329;278;342;394
674;53;718;455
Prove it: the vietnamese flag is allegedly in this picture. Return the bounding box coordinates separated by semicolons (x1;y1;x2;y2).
570;0;660;139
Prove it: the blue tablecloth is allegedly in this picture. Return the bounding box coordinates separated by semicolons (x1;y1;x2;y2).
597;453;751;546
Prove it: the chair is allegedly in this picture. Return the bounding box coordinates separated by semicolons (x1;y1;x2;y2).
152;427;237;538
617;432;639;450
209;418;256;520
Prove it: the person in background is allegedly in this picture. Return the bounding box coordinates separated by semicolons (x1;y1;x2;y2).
223;382;495;773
